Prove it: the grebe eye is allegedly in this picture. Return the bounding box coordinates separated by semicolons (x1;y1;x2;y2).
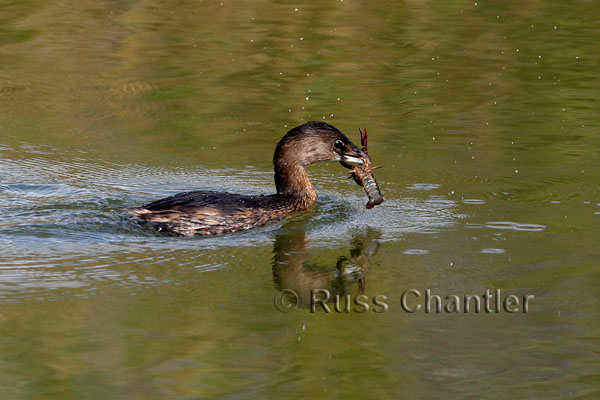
333;139;344;150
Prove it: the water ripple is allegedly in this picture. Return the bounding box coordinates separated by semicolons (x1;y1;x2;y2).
485;221;546;232
480;248;506;254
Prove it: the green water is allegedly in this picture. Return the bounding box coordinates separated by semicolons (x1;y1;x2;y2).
1;0;599;398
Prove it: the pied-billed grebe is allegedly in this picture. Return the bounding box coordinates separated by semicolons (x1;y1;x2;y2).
130;121;374;236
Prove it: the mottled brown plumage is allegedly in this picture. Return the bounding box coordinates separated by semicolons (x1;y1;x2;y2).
129;121;370;236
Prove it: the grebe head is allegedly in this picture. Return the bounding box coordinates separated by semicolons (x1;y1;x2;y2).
274;121;370;166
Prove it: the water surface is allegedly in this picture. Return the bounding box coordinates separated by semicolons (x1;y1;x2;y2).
1;0;599;398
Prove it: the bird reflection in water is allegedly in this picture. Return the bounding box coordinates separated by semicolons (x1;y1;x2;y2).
272;226;381;307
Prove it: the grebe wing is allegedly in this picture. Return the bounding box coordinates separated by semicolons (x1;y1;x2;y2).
129;190;274;222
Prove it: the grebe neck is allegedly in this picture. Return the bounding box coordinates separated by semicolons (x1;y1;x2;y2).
274;162;318;206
